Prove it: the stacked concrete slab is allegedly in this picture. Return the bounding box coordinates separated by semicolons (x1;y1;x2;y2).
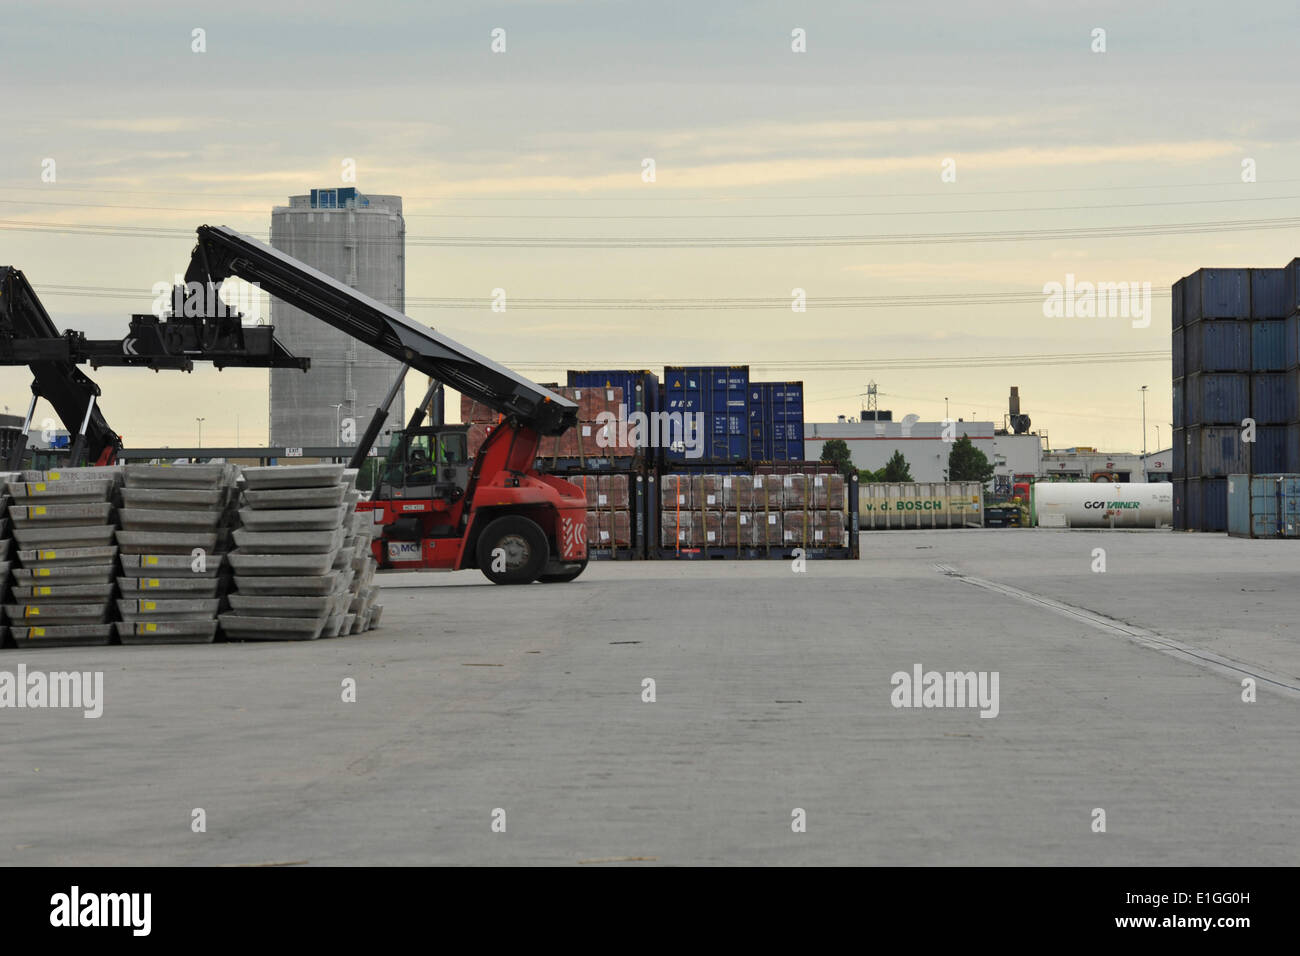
222;464;381;640
0;471;17;647
338;469;382;632
114;464;238;644
4;467;122;648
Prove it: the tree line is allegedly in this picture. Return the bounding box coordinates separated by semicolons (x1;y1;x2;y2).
818;435;995;485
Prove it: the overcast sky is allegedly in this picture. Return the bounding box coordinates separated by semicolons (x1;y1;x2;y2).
4;0;1299;451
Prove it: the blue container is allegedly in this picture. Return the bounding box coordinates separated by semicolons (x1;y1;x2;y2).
1172;378;1185;429
1172;327;1184;379
1227;474;1251;536
1186;320;1250;372
1187;425;1248;477
1187;477;1228;531
566;369;660;420
747;381;805;462
1251;320;1290;370
1172;426;1186;478
1287;423;1300;473
1253;426;1292;473
1283;257;1300;316
1251;268;1288;318
1287;314;1300;369
1172;478;1187;530
1185;372;1249;424
662;366;749;463
1184;268;1250;322
1251;371;1299;423
1227;473;1300;537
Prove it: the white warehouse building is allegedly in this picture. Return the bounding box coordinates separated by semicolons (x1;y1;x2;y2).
804;420;1043;484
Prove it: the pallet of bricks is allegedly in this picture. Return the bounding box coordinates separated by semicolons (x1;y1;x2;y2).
1172;265;1300;532
463;386;639;469
3;466;121;648
654;470;850;558
219;464;381;641
569;472;642;558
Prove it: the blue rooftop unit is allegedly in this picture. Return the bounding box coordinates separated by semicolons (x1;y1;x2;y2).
309;187;369;209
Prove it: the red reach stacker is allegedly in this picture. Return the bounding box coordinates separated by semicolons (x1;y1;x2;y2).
1;225;589;584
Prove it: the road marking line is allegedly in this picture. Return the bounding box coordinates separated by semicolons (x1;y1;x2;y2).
937;565;1300;701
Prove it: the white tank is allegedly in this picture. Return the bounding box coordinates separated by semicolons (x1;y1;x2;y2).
1033;482;1172;528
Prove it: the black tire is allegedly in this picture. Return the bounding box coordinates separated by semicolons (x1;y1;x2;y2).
537;557;588;583
476;514;549;584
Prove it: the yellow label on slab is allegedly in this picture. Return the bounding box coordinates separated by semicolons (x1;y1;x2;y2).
145;622;157;632
36;568;50;577
47;471;60;480
36;586;51;596
145;556;158;566
147;579;160;587
39;550;56;559
33;482;46;492
33;505;46;516
26;607;40;616
143;601;156;611
31;627;45;637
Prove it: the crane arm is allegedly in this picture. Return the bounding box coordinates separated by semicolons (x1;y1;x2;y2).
184;225;578;436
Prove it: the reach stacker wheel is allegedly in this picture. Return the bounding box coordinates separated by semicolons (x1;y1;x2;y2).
477;515;549;584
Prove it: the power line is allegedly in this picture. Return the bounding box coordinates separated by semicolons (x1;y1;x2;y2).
29;282;1172;309
3;192;1299;220
0;176;1294;203
506;351;1169;372
4;214;1299;247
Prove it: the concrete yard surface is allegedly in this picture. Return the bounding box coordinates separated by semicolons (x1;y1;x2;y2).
1;528;1297;865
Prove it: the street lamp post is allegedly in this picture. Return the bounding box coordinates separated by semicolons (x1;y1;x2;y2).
1140;386;1148;482
196;417;205;450
328;403;344;449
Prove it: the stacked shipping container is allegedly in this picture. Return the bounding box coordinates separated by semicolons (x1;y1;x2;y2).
1227;473;1300;538
1172;265;1300;531
459;366;856;559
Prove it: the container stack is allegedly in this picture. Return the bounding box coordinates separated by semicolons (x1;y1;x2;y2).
114;464;237;644
220;464;380;640
4;467;121;647
653;470;852;558
1172;266;1300;531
